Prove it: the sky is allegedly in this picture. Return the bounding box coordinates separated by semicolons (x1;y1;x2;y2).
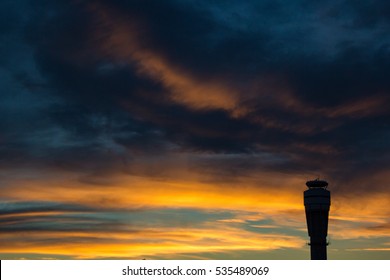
0;0;389;260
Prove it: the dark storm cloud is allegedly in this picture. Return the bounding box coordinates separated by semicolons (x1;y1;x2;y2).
1;0;389;192
345;0;390;28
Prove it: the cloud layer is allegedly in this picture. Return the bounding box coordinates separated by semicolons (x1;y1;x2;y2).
0;0;389;259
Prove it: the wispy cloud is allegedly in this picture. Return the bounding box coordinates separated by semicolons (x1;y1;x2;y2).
1;0;389;259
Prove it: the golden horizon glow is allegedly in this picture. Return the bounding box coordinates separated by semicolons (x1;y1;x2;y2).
1;168;389;259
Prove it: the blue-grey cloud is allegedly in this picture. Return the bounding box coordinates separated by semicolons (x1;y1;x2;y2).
0;0;389;194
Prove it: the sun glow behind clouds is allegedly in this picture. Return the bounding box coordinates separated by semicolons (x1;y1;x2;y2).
1;169;389;259
0;223;304;259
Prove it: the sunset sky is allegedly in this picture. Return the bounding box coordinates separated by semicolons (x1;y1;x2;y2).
1;0;389;260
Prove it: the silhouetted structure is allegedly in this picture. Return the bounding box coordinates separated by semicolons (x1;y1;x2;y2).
304;179;331;260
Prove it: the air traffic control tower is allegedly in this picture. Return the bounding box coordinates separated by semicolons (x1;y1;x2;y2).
304;179;331;260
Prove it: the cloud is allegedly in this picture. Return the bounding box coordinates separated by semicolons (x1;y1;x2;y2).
0;198;305;259
2;0;386;179
0;224;305;259
1;0;389;259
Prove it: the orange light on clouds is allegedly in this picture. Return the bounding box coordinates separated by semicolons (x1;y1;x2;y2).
1;173;304;214
1;168;390;259
90;3;243;115
0;222;304;259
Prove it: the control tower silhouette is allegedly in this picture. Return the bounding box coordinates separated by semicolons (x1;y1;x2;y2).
304;179;331;260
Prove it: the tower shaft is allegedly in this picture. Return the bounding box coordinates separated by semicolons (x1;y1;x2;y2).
304;184;331;260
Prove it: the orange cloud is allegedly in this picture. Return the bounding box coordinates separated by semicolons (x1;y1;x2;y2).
86;3;389;138
0;220;304;259
1;167;389;259
0;169;305;212
89;4;245;116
